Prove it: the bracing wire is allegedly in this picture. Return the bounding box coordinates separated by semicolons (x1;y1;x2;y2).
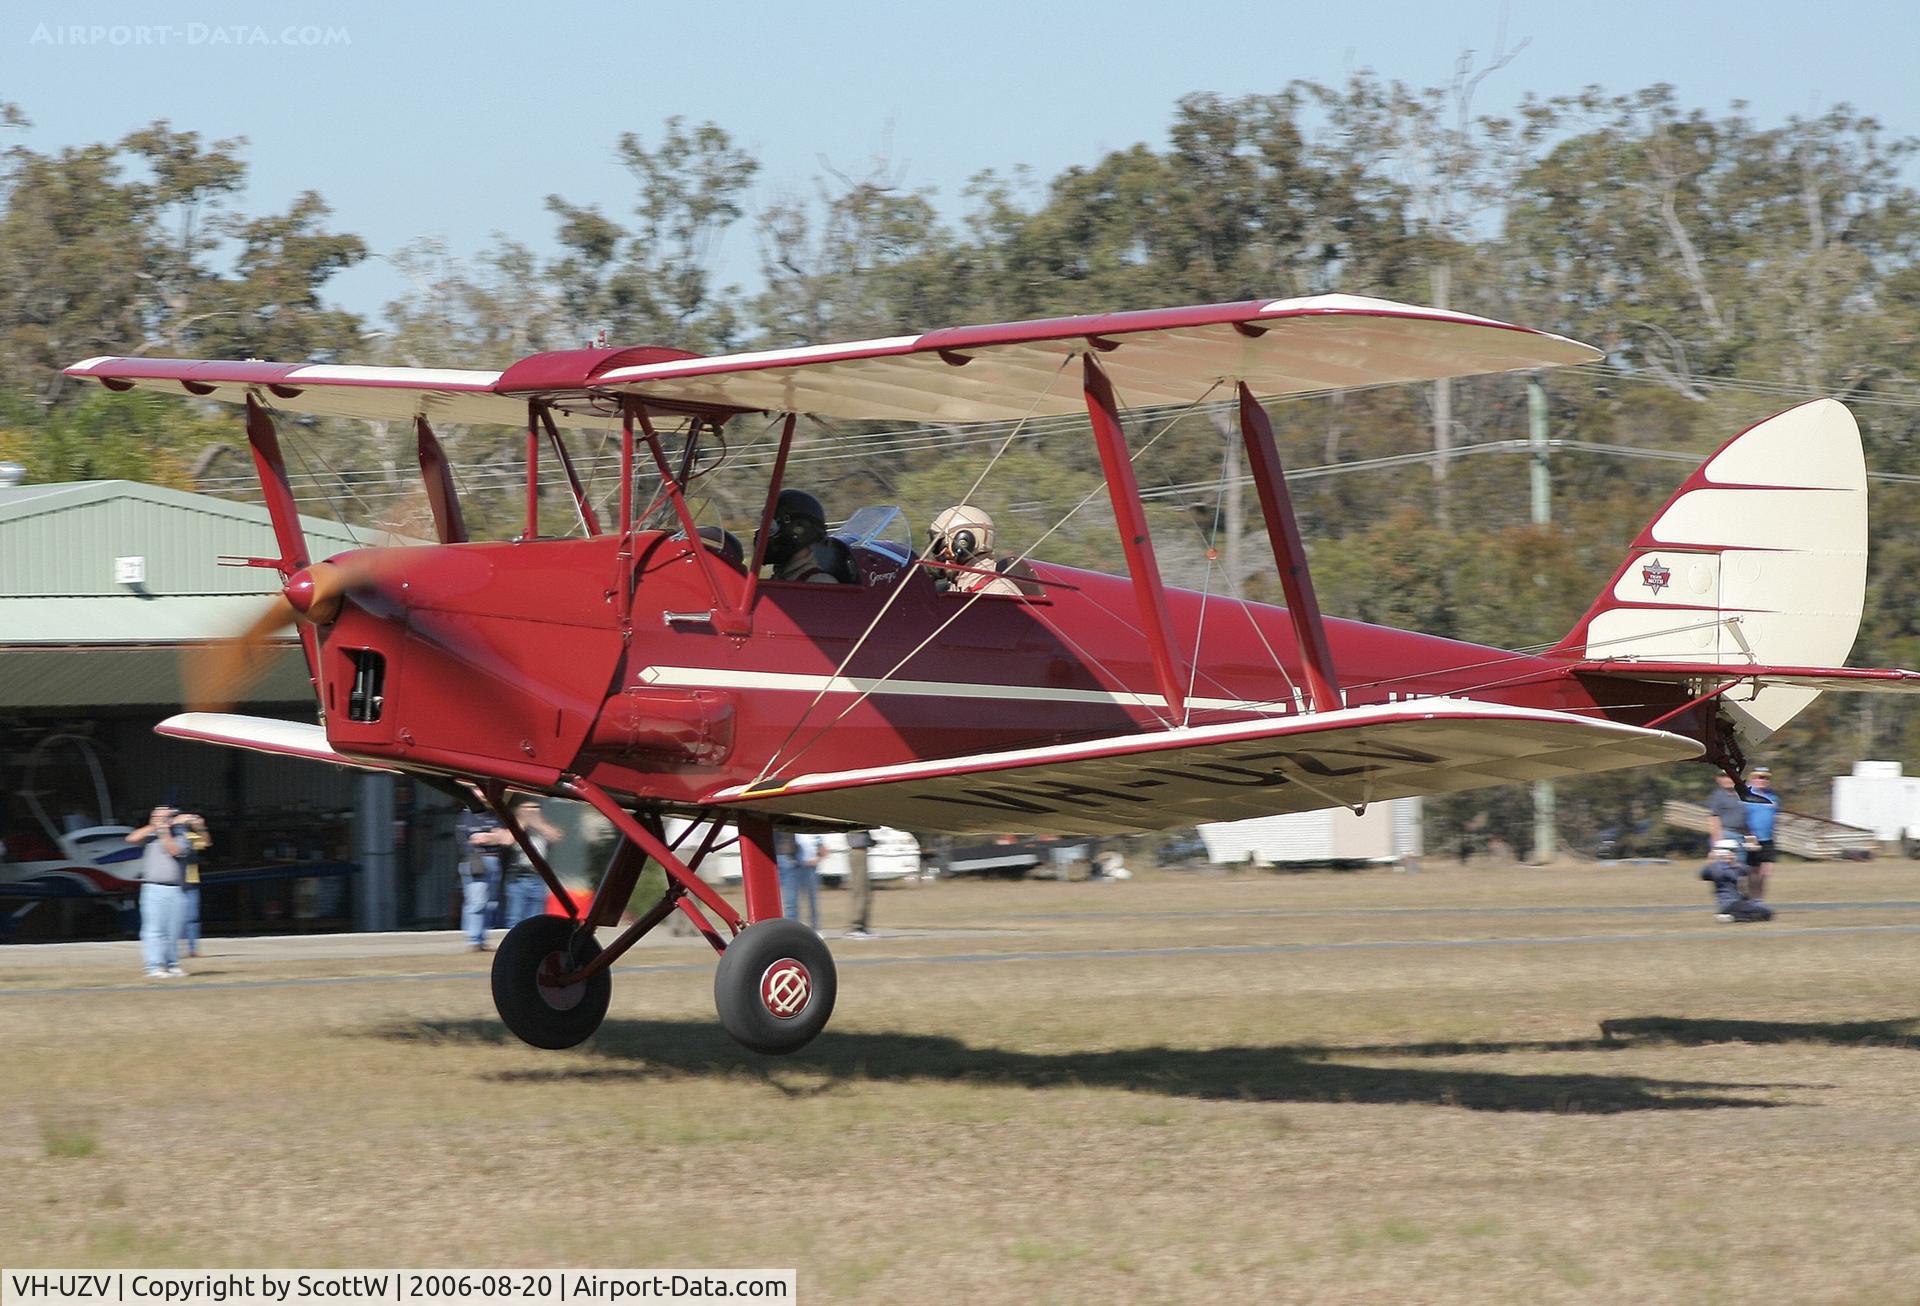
762;378;1229;780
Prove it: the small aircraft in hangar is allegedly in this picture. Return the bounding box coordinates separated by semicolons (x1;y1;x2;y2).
65;293;1920;1054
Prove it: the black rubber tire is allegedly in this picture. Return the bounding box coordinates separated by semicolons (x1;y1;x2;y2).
491;914;611;1050
713;919;837;1055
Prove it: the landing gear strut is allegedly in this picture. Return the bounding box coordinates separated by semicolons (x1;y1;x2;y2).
490;790;841;1057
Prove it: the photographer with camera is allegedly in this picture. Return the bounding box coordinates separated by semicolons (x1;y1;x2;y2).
457;805;507;951
125;804;195;978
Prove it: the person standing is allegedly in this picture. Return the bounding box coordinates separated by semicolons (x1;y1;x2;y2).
1705;773;1749;850
176;811;210;959
788;831;823;930
1744;766;1781;905
844;829;874;939
500;797;562;929
126;805;189;978
456;806;505;951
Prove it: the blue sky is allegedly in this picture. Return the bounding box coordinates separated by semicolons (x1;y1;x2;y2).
5;0;1918;329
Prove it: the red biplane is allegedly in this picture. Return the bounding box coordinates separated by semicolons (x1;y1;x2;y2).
65;293;1920;1053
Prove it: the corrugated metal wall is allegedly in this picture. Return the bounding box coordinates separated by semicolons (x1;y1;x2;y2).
0;484;364;598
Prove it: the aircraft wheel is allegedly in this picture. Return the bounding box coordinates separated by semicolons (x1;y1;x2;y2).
491;915;610;1050
714;919;837;1055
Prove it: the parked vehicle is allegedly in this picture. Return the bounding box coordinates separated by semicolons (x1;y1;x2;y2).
664;821;921;885
926;834;1090;878
818;828;923;886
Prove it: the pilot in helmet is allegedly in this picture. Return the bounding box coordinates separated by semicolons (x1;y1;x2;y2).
929;504;1019;596
761;488;850;584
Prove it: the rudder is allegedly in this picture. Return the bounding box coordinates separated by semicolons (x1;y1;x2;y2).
1557;399;1867;740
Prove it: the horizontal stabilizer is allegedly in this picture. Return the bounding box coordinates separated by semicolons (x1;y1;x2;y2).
1574;662;1920;694
710;699;1701;835
156;712;398;772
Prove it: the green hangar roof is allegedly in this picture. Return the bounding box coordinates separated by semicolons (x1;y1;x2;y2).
0;480;381;708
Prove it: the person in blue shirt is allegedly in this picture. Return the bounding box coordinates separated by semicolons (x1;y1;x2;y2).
1744;766;1781;905
777;831;822;930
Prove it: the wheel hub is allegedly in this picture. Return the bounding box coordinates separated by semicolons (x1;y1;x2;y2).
537;950;587;1011
759;958;812;1019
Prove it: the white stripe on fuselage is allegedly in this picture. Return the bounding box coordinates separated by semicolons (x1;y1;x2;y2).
637;664;1303;714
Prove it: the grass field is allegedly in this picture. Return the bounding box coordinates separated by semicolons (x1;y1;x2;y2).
3;859;1919;1304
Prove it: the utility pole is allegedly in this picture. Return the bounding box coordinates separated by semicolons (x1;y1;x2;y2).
1528;373;1556;864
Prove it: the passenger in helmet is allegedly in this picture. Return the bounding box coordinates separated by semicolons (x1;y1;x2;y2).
928;504;1020;596
759;488;853;584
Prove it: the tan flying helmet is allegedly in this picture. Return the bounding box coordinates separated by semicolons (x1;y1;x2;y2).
929;504;995;563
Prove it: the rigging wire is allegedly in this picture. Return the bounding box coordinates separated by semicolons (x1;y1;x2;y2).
764;379;1231;779
753;355;1077;783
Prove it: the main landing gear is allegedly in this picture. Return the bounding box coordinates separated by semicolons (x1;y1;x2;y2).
491;915;610;1050
484;791;837;1056
712;918;838;1054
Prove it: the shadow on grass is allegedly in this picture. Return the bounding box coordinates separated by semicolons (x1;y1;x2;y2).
370;1016;1793;1115
1598;1014;1920;1049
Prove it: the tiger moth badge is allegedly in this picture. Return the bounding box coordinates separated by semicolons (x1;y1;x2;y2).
1640;558;1673;595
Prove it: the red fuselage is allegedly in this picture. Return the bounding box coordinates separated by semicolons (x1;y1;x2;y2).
313;532;1702;809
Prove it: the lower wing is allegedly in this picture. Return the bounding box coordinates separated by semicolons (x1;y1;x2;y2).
711;699;1702;835
157;712;399;772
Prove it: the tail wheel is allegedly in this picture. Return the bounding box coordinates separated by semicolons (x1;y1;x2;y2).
491;914;611;1049
713;919;837;1055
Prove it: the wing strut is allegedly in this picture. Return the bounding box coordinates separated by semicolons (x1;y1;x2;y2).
537;402;603;536
244;394;310;575
522;400;541;539
1083;356;1186;721
243;395;322;708
1237;383;1341;712
413;416;468;544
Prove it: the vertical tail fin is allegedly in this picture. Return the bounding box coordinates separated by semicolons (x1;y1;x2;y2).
1557;398;1867;740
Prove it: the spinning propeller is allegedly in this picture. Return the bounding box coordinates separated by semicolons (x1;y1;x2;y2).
181;558;366;713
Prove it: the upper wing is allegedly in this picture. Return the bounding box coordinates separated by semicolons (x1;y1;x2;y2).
710;699;1700;835
591;294;1598;422
66;294;1597;426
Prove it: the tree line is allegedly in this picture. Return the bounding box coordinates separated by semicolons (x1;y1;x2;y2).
4;73;1919;854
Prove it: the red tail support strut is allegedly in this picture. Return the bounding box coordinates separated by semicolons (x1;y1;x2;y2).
1237;382;1341;713
1083;356;1186;722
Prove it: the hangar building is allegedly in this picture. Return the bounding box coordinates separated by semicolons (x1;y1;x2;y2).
0;479;458;940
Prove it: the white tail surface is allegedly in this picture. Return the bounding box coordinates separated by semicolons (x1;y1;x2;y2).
1561;399;1867;740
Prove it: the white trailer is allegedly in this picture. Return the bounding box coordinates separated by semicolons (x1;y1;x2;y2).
1198;797;1422;868
1831;761;1920;842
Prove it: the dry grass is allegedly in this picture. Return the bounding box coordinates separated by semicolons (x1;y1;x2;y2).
3;859;1919;1303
